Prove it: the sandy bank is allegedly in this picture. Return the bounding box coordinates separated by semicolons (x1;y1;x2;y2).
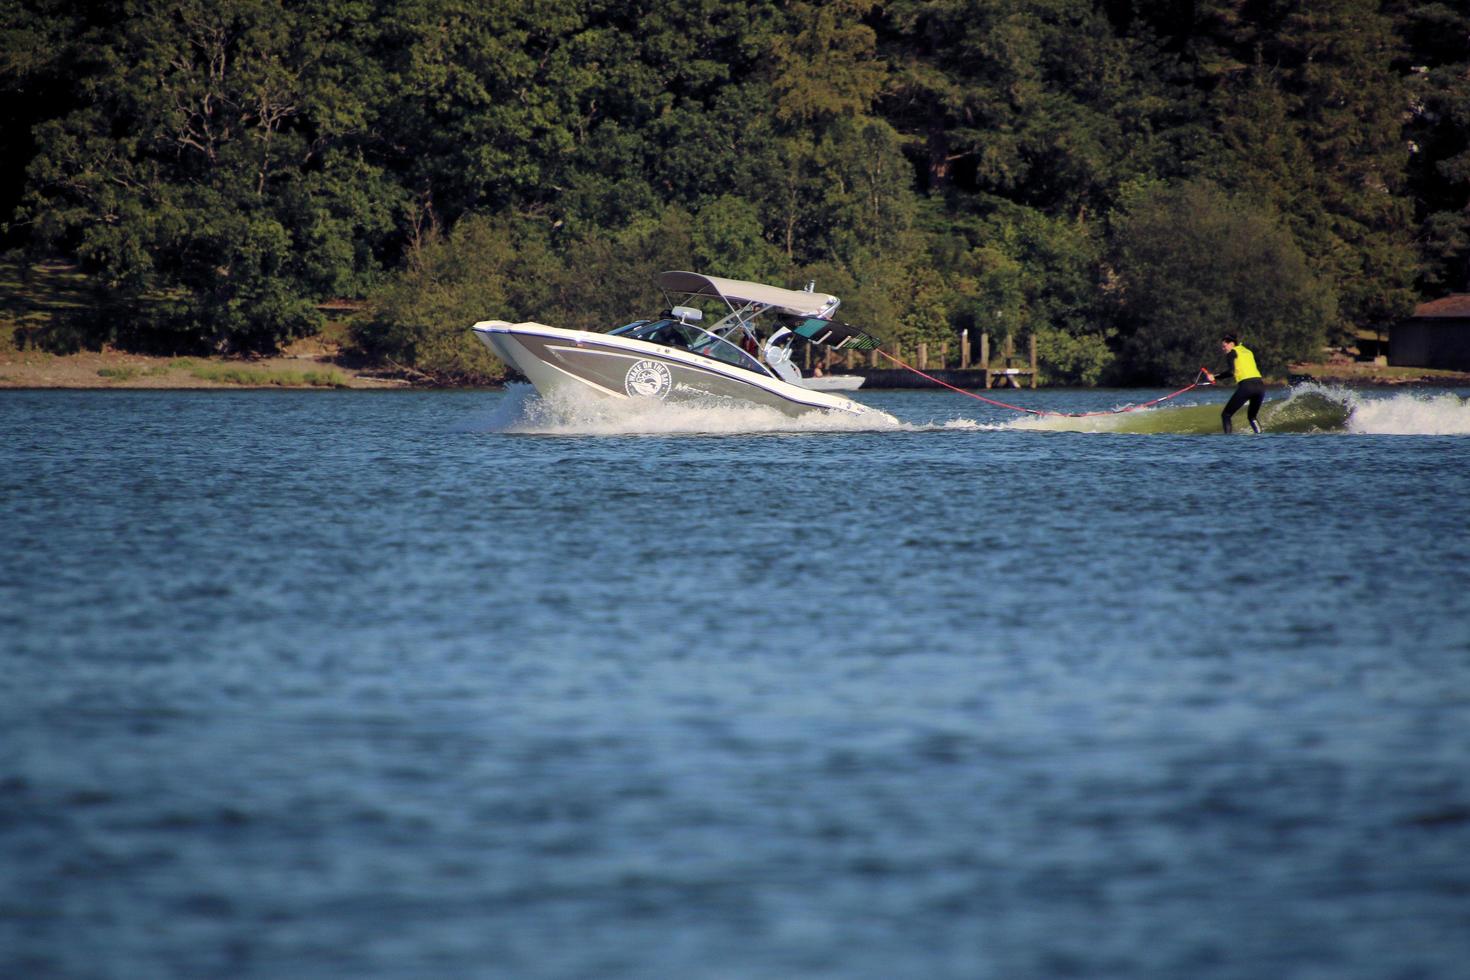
0;346;412;390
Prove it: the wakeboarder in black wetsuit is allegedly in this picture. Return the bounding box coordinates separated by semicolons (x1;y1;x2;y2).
1204;334;1265;434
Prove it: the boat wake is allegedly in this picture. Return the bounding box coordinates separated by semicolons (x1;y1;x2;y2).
477;383;904;435
470;382;1470;436
1007;383;1470;435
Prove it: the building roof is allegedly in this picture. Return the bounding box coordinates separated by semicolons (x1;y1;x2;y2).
1412;294;1470;318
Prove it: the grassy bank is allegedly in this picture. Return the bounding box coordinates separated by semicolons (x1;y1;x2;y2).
0;258;401;389
0;347;383;389
1285;359;1470;386
178;361;352;388
93;359;351;387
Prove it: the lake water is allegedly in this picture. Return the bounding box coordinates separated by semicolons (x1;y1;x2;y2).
4;383;1470;979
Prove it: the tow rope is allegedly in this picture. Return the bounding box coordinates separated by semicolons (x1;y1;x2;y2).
874;349;1210;418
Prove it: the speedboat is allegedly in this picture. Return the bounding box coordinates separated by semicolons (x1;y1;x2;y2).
471;271;885;419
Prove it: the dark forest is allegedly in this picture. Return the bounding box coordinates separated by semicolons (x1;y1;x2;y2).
3;0;1466;382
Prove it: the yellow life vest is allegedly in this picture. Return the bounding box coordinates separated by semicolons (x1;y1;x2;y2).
1232;343;1262;381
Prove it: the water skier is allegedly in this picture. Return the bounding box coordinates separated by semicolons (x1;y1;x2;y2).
1204;333;1265;434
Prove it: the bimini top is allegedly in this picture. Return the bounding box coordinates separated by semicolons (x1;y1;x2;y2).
658;271;839;319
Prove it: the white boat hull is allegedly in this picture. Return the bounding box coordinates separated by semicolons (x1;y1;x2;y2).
473;321;883;419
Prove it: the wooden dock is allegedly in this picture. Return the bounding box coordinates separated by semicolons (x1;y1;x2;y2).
808;331;1039;390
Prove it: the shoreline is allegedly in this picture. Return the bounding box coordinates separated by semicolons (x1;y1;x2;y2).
0;346;413;390
3;346;1468;391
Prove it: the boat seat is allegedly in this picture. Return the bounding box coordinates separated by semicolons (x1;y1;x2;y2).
762;329;803;384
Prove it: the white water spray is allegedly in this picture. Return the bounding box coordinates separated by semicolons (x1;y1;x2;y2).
1344;389;1470;435
1001;382;1470;436
478;383;905;436
467;382;1470;436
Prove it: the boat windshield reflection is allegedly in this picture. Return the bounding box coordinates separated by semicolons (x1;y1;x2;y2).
614;318;767;375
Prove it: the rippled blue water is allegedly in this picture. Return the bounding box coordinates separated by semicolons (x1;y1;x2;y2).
4;386;1470;979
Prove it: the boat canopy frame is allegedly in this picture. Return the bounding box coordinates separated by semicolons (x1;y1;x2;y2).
656;271;882;353
657;271;841;320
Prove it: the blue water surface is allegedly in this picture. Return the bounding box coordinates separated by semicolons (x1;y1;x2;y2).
3;387;1469;979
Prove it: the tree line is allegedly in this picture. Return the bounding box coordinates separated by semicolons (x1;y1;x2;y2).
2;0;1466;384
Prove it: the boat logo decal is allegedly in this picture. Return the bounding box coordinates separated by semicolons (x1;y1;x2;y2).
624;360;673;399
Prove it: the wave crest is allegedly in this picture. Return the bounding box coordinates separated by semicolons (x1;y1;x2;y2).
1004;382;1470;435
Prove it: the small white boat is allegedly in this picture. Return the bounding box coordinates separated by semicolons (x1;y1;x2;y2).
797;374;865;391
472;271;888;420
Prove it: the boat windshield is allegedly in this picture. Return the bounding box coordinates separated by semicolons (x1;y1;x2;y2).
607;319;651;335
613;318;704;347
614;318;769;376
685;330;768;374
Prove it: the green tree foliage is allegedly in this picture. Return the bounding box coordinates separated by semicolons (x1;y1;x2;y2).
689;195;784;283
1;0;1461;375
1111;180;1335;382
770;0;886;124
353;203;712;383
372;0;593;224
1259;0;1416;337
15;0;400;352
551;0;785;232
553;205;703;330
351;213;557;383
878;0;1180;214
913;197;1112;381
0;0;85;250
759;0;917;280
1394;1;1470;293
1158;0;1418;341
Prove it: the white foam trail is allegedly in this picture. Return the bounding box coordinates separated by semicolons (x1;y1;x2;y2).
999;394;1211;432
470;382;1470;436
1002;384;1470;435
1347;390;1470;435
481;383;905;435
1007;412;1131;433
